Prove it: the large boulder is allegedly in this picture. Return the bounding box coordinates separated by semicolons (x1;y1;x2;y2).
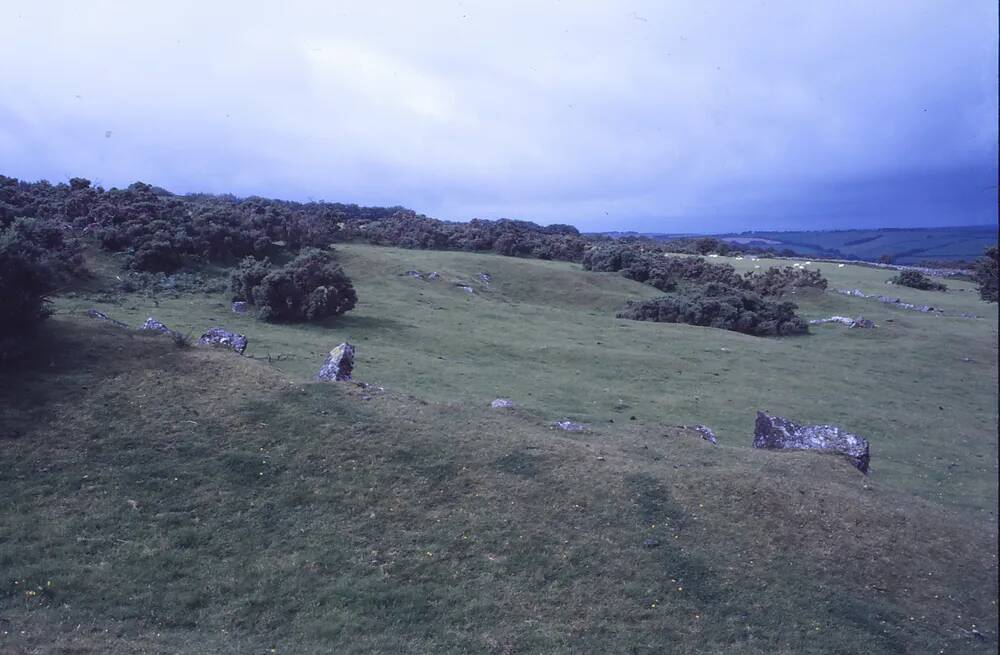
753;411;870;473
316;343;355;381
198;328;248;355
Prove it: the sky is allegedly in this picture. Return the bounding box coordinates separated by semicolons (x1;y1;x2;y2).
1;1;997;233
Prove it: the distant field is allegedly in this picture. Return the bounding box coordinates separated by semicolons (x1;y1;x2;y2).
718;225;997;263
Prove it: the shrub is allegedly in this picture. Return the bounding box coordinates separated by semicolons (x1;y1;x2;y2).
890;270;947;292
231;248;357;322
0;221;60;360
974;246;998;302
617;283;808;336
745;266;828;296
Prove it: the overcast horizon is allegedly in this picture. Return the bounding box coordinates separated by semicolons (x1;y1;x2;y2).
2;1;997;233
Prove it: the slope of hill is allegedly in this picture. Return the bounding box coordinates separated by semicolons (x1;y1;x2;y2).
2;246;997;653
719;226;997;263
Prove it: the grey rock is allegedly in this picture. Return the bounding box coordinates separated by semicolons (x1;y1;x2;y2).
141;317;173;333
428;271;440;280
198;328;248;355
643;538;660;548
753;411;870;474
401;270;423;279
875;295;900;304
86;309;129;329
456;284;475;294
479;272;492;283
231;301;249;314
691;424;718;444
316;343;355;381
809;315;875;328
491;398;515;409
554;419;587;432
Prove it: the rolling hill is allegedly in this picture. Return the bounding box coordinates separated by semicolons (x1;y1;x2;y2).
1;245;997;653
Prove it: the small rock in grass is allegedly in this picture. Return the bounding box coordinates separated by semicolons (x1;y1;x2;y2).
554;420;587;432
199;327;248;355
643;538;660;548
231;301;249;314
141;317;173;333
402;270;423;279
491;398;515;409
86;309;130;329
690;424;718;444
316;343;355;381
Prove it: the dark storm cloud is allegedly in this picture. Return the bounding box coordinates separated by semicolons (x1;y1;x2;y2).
1;1;996;232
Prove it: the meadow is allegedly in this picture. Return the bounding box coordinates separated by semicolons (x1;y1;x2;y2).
2;244;997;653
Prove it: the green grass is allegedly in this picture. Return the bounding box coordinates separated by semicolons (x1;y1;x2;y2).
53;245;999;513
3;244;996;652
1;317;996;653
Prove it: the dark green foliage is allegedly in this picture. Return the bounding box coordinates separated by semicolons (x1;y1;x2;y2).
617;283;808;336
231;248;357;322
974;246;998;302
890;270;947;292
745;266;829;296
0;217;84;361
583;245;747;292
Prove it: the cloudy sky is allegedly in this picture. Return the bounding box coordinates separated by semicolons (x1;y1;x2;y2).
1;1;996;232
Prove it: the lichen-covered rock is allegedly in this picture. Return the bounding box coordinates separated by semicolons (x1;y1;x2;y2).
491;398;514;409
86;309;129;329
316;343;355;381
753;411;870;473
231;301;249;314
141;317;172;333
198;328;248;355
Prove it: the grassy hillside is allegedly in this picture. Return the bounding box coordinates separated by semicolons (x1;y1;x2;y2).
2;245;997;653
720;226;997;263
52;245;999;512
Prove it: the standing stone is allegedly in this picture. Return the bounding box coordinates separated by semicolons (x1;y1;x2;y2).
316;343;355;381
198;328;248;355
753;411;870;473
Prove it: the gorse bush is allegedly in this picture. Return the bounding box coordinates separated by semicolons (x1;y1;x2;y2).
745;266;828;296
890;270;947;292
231;248;357;322
617;283;808;336
974;246;998;303
0;218;83;360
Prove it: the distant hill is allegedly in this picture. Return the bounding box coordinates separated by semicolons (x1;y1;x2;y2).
717;225;997;264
